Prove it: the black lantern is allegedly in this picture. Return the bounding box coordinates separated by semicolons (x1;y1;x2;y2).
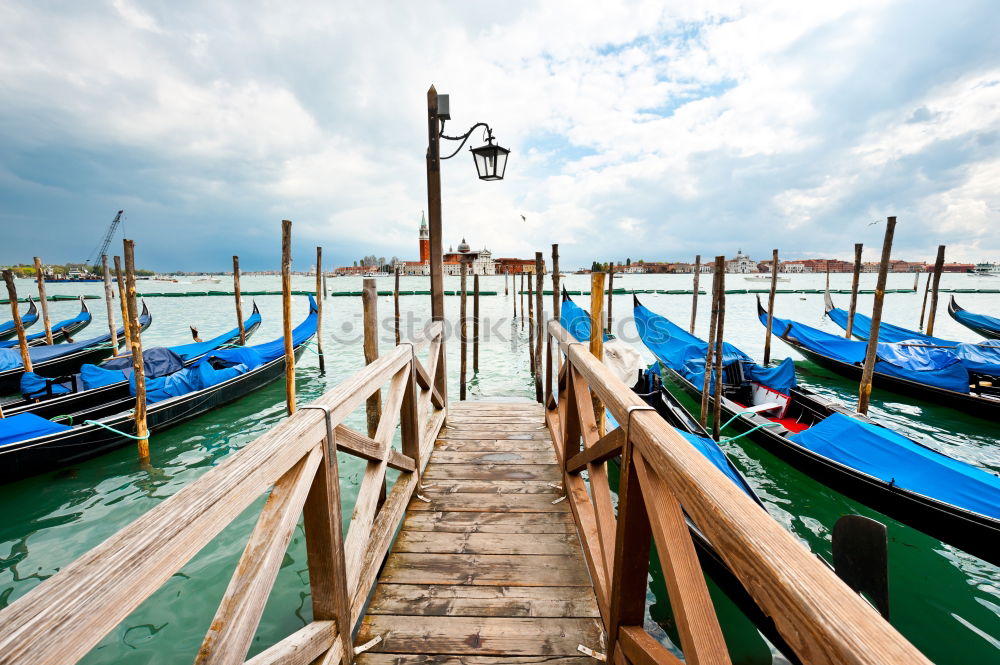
470;137;510;181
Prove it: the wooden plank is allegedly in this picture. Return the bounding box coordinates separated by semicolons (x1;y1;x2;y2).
407;493;569;513
356;616;602;656
367;584;599;618
437;431;550;441
357;654;593;665
336;425;415;473
402;511;576;534
444;415;547;423
439;423;548;433
434;439;555;452
619;626;683;665
429;450;556;465
379;553;592;587
244;622;337;665
415;480;561;494
393;532;579;555
566;427;623;474
422;464;559;482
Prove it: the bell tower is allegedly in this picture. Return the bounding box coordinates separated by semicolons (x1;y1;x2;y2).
419;210;430;263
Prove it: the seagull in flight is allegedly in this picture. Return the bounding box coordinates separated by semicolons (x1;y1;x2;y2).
867;220;881;226
520;214;527;222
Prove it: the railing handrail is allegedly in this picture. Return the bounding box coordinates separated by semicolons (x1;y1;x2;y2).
547;319;931;665
0;322;446;665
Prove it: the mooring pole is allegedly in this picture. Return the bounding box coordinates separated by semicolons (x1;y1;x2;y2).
527;268;535;376
2;270;32;373
606;261;614;335
114;256;132;350
425;86;447;406
919;271;931;331
520;272;525;330
362;278;382;429
846;243;863;338
512;269;517;321
232;256;246;345
473;273;480;375
590;271;606;434
690;255;701;334
33;258;53;345
459;263;468;400
912;271;919;292
699;265;721;428
825;259;831;293
535;252;544;404
763;249;779;365
281;220;295;414
394;267;401;346
315;247;325;372
926;245;946;337
504;269;508;296
712;256;727;441
858;217;896;415
101;255;118;356
123;240;149;461
552;244;561;323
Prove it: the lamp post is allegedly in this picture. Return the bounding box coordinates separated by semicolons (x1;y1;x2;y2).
425;85;509;402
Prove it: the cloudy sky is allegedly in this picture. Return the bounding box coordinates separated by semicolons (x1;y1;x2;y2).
1;0;998;271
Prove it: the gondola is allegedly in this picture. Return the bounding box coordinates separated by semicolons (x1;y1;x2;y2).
949;296;1000;339
3;302;262;418
0;297;92;349
0;297;38;342
0;297;316;482
0;302;152;395
631;296;1000;566
759;297;1000;420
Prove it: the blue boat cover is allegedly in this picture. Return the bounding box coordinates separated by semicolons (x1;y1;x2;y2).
165;307;262;363
0;300;38;337
952;305;1000;337
0;307;91;348
632;301;797;394
101;347;185;378
81;363;129;390
761;311;970;393
19;372;73;399
789;413;1000;520
0;413;72;447
827;306;953;346
559;298;609;343
134;296;317;403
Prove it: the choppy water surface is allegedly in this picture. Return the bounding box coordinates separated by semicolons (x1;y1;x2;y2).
0;271;996;664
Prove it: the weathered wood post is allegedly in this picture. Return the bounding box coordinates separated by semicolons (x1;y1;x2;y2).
699;264;721;427
763;249;779;365
926;245;946;337
473;273;480;374
534;252;544;403
114;256;132;350
520;272;525;330
512;269;517;321
2;271;32;373
919;271;931;331
846;243;863;338
394;267;401;346
590;271;606;435
712;256;727;441
912;271;919;292
425;86;447;407
858;217;896;415
323;273;328;300
825;259;831;293
504;268;509;296
123;239;149;461
606;261;614;335
552;244;561;323
101;255;118;355
232;256;246;345
315;247;325;372
459;263;468;401
362;278;382;428
690;255;701;334
33;258;53;345
527;270;535;375
281;220;295;414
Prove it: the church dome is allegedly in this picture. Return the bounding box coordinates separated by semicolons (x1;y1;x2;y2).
457;238;470;253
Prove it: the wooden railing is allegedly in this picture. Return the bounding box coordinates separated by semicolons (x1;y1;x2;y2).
544;320;931;665
0;322;447;665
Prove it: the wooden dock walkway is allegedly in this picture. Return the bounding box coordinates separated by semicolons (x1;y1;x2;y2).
356;400;602;663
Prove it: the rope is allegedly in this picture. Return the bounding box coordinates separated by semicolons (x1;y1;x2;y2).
83;342;116;351
83;419;149;440
51;414;74;425
719;407;782;431
719;421;782;444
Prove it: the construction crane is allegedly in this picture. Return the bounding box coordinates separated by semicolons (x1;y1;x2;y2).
86;210;125;272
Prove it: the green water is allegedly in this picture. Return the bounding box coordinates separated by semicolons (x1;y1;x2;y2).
0;271;997;663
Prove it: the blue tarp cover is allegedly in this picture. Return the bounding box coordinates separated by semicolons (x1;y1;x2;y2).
19;372;72;399
0;413;71;447
789;413;1000;520
102;347;185;378
0;307;91;348
761;311;970;393
952;305;1000;337
633;301;797;394
164;307;262;363
81;364;129;390
558;298;609;343
827;306;953;345
0;301;38;337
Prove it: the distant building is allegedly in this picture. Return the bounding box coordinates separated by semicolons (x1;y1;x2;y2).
726;249;756;274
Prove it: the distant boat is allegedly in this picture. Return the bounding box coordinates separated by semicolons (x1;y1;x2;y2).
972;262;999;276
744;275;789;282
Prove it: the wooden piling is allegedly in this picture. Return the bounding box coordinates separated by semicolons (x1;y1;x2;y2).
394;267;401;346
315;247;325;372
846;243;863;338
699;266;721;428
606;261;614;335
763;249;778;365
114;256;132;350
101;255;118;356
590;271;606;435
535;252;544;404
473;273;480;374
123;240;149;460
33;258;53;345
459;263;468;401
552;244;561;323
912;272;919;292
362;278;381;427
919;271;931;331
504;269;509;296
926;245;946;337
323;273;328;300
712;257;727;441
512;270;517;320
281;220;295;415
232;256;246;345
825;259;831;293
690;255;701;334
2;270;32;373
857;217;896;415
527;269;535;376
520;273;525;330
